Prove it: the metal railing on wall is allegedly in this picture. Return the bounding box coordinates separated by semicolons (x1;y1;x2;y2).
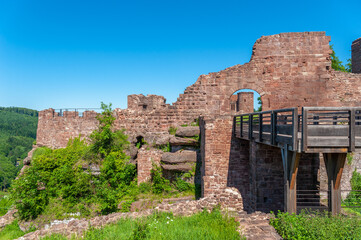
54;108;102;117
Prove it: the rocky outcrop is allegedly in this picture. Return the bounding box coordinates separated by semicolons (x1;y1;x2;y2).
175;126;200;137
0;209;17;228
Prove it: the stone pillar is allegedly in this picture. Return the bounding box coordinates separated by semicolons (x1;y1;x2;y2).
352;38;361;73
137;147;163;183
201;115;233;197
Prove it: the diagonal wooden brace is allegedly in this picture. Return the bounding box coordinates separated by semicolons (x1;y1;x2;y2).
281;146;300;214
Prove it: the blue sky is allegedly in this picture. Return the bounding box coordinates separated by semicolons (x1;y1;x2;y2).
0;0;360;110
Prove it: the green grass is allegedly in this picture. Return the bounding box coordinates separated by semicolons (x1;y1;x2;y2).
42;209;242;240
0;193;13;216
270;210;361;239
168;127;177;135
0;221;27;240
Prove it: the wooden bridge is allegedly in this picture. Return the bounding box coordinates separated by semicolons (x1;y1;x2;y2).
233;107;361;214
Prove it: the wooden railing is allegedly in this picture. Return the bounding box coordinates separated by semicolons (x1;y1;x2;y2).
234;107;361;153
234;108;298;151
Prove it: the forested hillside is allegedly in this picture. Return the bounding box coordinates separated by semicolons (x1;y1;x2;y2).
0;107;38;190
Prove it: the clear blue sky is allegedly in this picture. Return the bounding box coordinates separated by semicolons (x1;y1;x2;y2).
1;0;360;110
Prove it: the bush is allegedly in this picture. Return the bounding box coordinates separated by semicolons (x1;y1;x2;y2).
150;164;171;194
11;167;49;220
270;210;361;239
139;182;152;194
174;178;193;192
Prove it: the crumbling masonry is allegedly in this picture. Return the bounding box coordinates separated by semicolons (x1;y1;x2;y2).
35;32;361;213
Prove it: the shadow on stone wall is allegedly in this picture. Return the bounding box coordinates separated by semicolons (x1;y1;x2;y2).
226;124;322;214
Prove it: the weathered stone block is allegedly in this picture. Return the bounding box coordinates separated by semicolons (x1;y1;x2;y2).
175;126;200;137
161;150;197;164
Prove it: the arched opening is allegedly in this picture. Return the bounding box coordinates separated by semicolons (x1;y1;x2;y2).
230;89;262;113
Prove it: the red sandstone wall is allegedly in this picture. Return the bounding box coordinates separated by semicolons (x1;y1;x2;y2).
137;147;163;183
201;116;234;197
36;109;98;148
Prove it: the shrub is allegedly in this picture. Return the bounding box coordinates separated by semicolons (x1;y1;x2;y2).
150;164;171;194
270;210;361;239
138;182;152;194
11;167;49;220
174;178;193;192
120;200;133;213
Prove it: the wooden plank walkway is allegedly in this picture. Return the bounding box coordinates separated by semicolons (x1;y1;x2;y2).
234;107;361;153
234;107;361;214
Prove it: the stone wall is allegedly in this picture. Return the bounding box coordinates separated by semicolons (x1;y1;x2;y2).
352;38;361;74
136;147;163;183
36;109;98;148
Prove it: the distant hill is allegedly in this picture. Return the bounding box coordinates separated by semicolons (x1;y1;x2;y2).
0;107;38;190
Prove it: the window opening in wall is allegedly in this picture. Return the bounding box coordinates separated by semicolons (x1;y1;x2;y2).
142;105;147;110
230;89;262;113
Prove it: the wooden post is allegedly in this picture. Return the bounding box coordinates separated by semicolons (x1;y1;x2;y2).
281;147;300;213
259;113;263;142
323;153;347;215
249;114;253;140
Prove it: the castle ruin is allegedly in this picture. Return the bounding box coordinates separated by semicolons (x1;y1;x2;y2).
35;32;361;214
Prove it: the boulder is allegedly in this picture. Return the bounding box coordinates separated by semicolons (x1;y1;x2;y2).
175;126;200;137
169;136;198;146
161;150;197;164
145;134;171;146
162;163;193;172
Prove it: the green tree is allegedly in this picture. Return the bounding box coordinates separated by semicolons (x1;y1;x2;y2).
330;45;351;72
89;103;128;158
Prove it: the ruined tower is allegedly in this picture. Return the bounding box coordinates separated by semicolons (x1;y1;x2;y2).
352;37;361;73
